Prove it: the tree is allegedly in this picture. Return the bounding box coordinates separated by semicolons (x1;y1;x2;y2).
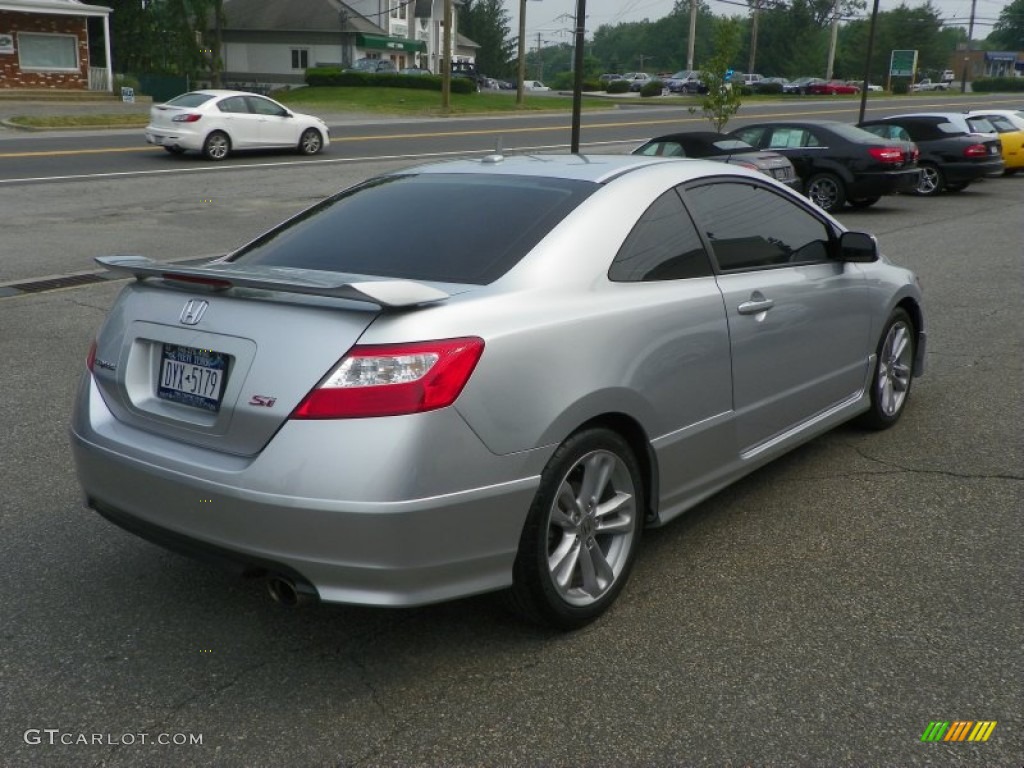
694;19;744;131
988;0;1024;50
836;2;959;82
460;0;515;77
107;0;216;76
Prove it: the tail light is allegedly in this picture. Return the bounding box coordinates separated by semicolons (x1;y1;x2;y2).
868;147;904;164
292;337;484;419
86;339;97;372
172;113;203;123
964;144;988;158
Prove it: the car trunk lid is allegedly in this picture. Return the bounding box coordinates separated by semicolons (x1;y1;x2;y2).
89;258;451;457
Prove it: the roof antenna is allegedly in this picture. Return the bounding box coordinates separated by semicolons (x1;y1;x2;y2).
482;136;505;164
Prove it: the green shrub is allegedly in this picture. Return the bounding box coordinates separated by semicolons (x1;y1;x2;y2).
582;79;604;92
640;79;664;97
303;67;474;93
971;77;1024;92
114;73;141;92
753;81;783;95
891;79;910;95
606;79;629;94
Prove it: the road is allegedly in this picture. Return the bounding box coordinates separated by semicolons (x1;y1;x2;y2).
0;98;1021;767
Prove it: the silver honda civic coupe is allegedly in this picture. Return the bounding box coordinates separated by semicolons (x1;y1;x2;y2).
71;154;925;629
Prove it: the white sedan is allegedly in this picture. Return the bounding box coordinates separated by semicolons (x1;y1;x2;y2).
523;80;551;91
145;90;330;161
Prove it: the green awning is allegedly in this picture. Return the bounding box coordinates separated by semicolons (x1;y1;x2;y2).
356;34;426;54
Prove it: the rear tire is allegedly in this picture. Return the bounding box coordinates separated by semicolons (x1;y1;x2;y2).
202;131;231;161
914;162;944;195
509;428;644;630
806;173;846;212
857;308;916;430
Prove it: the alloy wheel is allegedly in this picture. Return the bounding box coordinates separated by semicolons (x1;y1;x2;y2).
877;319;913;417
545;449;638;607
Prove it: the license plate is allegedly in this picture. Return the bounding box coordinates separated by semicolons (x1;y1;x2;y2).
158;344;228;412
990;146;999;155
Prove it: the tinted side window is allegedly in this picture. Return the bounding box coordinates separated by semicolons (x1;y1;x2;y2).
732;127;766;147
635;141;685;157
895;120;941;142
685;182;832;271
609;189;712;282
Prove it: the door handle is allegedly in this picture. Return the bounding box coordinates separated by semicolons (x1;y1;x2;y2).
738;298;774;315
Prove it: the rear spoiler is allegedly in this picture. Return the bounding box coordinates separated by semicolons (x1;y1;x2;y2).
95;256;450;308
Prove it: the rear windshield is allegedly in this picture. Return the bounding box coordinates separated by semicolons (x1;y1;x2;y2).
966;116;996;134
229;173;598;285
165;92;215;108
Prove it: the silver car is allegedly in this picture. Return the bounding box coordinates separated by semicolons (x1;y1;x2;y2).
71;155;925;629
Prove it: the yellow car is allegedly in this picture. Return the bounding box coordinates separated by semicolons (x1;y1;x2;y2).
968;109;1024;174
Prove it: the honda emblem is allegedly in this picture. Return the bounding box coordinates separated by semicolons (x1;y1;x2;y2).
179;299;209;326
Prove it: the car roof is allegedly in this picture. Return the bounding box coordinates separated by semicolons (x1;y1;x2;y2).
646;131;754;148
395;153;750;184
740;119;846;128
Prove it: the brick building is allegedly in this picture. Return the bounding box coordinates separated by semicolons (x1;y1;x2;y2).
0;0;112;91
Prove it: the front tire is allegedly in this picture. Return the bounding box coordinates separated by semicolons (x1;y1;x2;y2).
857;308;916;430
297;128;324;155
509;428;644;630
806;173;846;212
202;131;231;161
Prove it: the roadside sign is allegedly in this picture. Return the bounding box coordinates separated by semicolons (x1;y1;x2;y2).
121;87;135;103
890;50;917;77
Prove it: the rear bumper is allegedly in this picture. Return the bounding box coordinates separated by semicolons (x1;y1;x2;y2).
847;168;921;197
71;374;544;607
940;159;1005;183
145;126;203;151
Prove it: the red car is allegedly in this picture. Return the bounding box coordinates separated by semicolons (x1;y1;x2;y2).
806;80;860;95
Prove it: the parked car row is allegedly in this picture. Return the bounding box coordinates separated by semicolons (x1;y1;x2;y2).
719;111;1018;212
629;110;1021;213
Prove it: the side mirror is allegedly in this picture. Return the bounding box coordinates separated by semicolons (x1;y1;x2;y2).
839;231;879;262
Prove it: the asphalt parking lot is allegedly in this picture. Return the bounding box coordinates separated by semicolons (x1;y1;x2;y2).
0;155;1020;767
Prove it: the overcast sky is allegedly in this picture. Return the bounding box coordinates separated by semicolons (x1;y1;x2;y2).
508;0;1011;43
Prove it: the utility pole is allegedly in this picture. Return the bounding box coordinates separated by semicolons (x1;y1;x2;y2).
687;0;697;71
857;0;880;123
748;0;760;74
442;0;452;112
536;32;544;80
825;0;839;80
960;0;977;93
